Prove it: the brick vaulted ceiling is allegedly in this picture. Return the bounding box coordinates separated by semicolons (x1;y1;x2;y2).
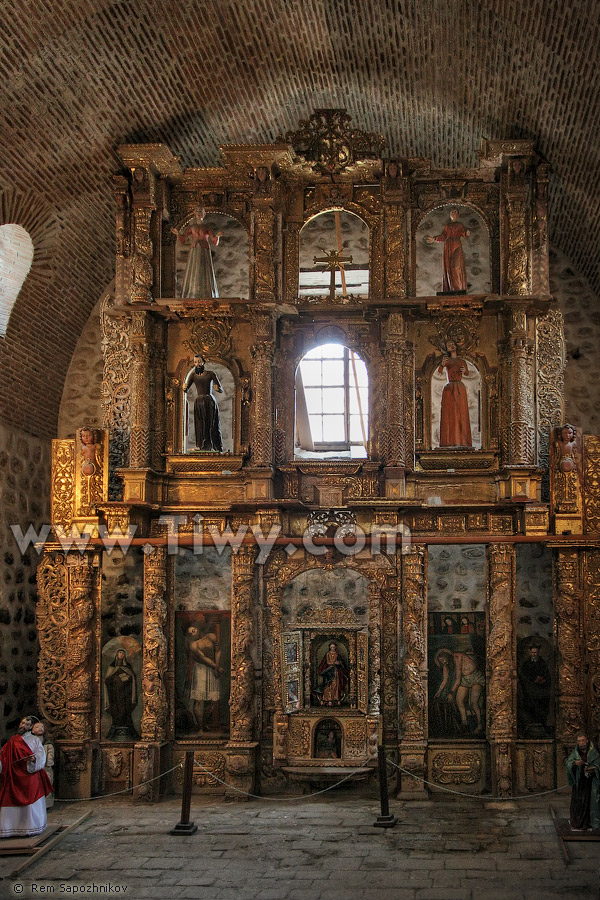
0;0;599;436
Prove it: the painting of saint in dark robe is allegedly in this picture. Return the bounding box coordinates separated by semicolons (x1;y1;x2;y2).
101;637;142;741
428;613;485;739
517;638;553;738
174;610;231;737
312;638;349;708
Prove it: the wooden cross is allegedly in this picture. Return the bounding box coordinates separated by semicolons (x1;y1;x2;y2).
313;248;353;300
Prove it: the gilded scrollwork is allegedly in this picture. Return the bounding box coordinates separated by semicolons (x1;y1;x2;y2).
431;751;482;785
51;440;75;530
141;547;169;742
487;544;515;743
250;338;274;468
130;206;154;304
101;291;132;499
253;207;276;302
555;550;584;743
506;197;529;296
584;551;600;739
37;554;69;737
230;546;257;742
400;545;426;741
384;204;406;297
536;309;566;490
184;311;233;359
583;435;600;533
66;555;96;742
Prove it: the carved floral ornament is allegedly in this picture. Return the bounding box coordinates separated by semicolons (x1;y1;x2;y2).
430;314;480;355
282;108;385;175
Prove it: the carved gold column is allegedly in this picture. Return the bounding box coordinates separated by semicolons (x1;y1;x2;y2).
555;548;585;780
382;312;413;497
536;308;566;493
384;204;406;298
128;163;156;306
252;205;277;302
398;544;427;796
226;545;258;797
487;543;516;797
129;310;151;469
150;339;166;471
503;156;530;297
58;552;98;799
264;551;285;765
141;547;169;743
66;554;97;742
584;550;600;742
250;311;274;471
135;547;170;801
368;578;381;717
500;307;536;498
37;553;69;740
230;545;257;742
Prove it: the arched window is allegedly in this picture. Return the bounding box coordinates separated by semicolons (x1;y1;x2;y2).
295;342;368;459
0;224;34;335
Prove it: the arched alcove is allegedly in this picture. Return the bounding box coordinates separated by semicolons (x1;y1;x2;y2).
431;354;482;449
0;224;34;335
416;204;491;296
183;360;235;454
175;212;249;299
295;342;368;459
299;210;369;299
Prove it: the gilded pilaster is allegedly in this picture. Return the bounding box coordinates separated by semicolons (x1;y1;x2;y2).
141;547;169;742
129;311;151;468
230;546;258;742
398;544;427;794
37;553;69;739
101;291;132;498
555;549;585;747
384;204;406;297
536;308;566;493
250;311;274;468
505;307;535;466
487;543;516;797
252;206;277;302
584;435;600;533
584;550;600;741
382;312;413;474
66;554;97;742
368;579;381;716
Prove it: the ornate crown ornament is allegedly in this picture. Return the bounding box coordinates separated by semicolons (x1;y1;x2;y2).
282;108;385;174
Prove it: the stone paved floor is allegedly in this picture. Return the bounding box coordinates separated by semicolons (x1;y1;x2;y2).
0;792;597;900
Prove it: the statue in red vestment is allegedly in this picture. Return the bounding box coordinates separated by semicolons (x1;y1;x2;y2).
437;341;472;448
427;208;470;292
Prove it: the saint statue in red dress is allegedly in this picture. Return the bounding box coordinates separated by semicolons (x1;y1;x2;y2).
427;208;470;293
437;341;472;448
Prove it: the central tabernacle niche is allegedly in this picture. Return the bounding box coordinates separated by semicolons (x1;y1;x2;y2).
295;342;368;459
299;210;369;300
281;568;369;713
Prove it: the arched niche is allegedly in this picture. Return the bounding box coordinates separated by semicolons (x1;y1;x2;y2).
182;360;235;454
416;203;491;296
294;341;369;459
298;209;369;300
431;355;482;450
174;212;249;300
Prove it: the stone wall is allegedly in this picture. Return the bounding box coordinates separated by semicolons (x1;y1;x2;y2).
0;421;50;741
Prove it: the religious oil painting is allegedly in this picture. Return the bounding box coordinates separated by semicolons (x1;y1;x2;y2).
428;612;486;739
314;718;343;759
311;636;350;708
174;610;231;738
101;636;142;742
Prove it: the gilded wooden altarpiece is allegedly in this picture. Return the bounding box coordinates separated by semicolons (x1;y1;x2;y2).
38;110;600;801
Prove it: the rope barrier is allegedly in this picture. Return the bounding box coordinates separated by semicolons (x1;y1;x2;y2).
56;762;184;802
192;757;371;801
386;758;571;801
